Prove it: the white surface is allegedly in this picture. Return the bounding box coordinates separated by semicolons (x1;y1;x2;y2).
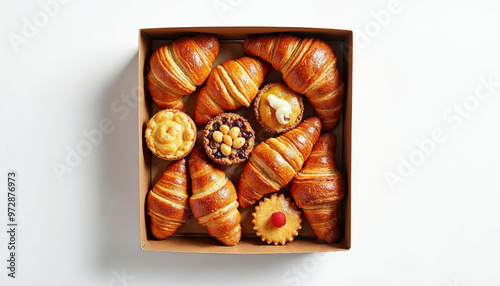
1;0;500;285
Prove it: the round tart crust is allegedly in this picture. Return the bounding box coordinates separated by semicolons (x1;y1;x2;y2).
254;82;304;134
145;109;197;160
252;194;302;245
202;113;255;165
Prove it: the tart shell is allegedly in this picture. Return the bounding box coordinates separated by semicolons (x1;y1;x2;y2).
252;194;302;245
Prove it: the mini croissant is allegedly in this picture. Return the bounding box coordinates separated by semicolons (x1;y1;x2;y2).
147;34;220;110
290;133;345;243
188;147;242;246
237;117;321;208
147;158;190;239
243;34;345;131
194;56;270;125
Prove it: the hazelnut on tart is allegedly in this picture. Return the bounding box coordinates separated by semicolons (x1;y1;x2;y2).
252;194;302;245
202;113;255;165
254;83;304;134
145;109;197;160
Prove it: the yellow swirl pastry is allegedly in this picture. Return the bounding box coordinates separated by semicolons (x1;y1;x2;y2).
145;109;197;160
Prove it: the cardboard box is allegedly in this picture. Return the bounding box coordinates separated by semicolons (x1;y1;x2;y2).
139;26;352;254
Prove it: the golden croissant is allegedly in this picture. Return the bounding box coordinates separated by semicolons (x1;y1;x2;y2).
146;158;190;239
243;34;345;131
290;133;345;243
237;117;321;208
194;56;270;125
188;146;242;246
147;34;220;110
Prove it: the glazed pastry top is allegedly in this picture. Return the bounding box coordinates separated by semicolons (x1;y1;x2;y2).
258;84;302;130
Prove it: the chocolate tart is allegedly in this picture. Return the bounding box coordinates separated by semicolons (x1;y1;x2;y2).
202;113;255;165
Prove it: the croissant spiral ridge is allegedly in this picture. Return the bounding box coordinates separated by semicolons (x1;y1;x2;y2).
188;147;242;246
243;34;345;131
147;34;220;110
291;133;346;243
237;117;322;208
147;158;190;239
194;56;270;125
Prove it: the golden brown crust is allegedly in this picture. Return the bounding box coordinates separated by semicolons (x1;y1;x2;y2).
202;113;255;165
243;33;344;131
147;158;190;239
290;133;345;243
188;147;242;246
252;194;302;245
237;117;322;208
194;56;271;125
145;109;197;160
147;34;219;110
254;82;304;134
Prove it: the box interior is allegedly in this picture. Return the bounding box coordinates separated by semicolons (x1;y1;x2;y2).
139;26;352;254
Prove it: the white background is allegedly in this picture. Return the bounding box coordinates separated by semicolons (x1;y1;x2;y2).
1;0;499;285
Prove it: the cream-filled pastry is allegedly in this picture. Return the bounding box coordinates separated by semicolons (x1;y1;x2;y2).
254;83;304;134
145;109;197;160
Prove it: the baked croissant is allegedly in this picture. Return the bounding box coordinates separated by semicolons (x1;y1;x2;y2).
188;146;242;245
146;158;190;239
237;117;321;208
194;56;271;125
147;34;220;110
243;34;345;131
290;133;345;243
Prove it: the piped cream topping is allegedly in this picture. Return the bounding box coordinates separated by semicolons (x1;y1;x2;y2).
266;94;292;125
